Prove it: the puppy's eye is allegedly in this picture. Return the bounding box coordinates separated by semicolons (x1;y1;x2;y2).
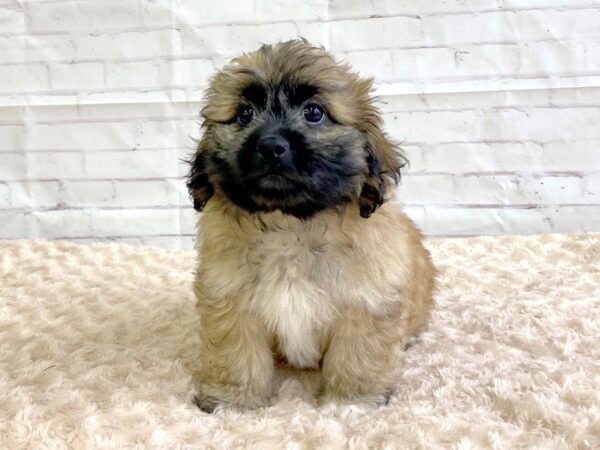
237;106;254;126
303;104;326;125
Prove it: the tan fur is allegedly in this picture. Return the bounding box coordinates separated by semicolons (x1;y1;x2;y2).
190;40;436;410
193;196;435;408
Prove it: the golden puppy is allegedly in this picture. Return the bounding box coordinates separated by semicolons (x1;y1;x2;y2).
187;39;435;412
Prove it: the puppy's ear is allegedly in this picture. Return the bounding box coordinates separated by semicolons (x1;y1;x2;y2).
358;123;407;218
186;140;214;212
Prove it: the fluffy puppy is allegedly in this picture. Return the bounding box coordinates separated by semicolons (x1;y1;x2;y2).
187;39;435;412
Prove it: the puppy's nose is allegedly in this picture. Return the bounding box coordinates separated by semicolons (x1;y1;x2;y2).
257;135;290;161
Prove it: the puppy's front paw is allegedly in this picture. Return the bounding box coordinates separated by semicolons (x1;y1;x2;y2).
318;393;392;418
192;385;272;413
193;394;221;414
319;390;392;408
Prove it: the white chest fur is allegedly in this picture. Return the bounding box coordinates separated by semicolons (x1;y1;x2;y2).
243;231;334;368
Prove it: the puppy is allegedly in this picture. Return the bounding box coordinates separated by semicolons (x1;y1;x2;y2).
187;39;435;412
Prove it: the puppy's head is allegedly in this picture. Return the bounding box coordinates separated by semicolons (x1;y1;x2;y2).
187;39;406;219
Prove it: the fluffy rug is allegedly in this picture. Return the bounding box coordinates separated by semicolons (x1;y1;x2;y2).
1;234;599;449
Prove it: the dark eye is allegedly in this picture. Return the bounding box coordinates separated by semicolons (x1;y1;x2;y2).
237;106;254;126
303;104;325;125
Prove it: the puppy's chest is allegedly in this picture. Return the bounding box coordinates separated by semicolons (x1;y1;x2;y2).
247;233;329;280
242;233;336;367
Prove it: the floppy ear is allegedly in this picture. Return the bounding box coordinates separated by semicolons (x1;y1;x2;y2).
186;139;214;212
358;126;407;218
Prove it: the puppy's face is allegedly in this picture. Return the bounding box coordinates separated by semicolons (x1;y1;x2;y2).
188;40;405;219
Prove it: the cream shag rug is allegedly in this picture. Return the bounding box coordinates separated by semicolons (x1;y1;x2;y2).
1;234;599;449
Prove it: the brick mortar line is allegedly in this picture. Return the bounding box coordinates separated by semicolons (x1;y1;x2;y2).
383;105;600;114
1;137;598;146
0;148;193;154
3;161;600;172
0;112;598;128
3;104;600;128
3;76;600;107
0;116;201;125
339;37;598;54
0;152;194;158
3;171;600;183
405;172;600;177
2;36;598;67
3;169;600;178
405;204;600;210
4;71;600;98
1;206;194;212
1;4;599;38
3;151;600;164
2;177;188;182
324;4;600;20
3;203;600;213
48;230;596;242
397;141;600;147
406;139;599;145
47;234;197;241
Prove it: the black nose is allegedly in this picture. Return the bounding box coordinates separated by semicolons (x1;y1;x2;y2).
257;135;290;161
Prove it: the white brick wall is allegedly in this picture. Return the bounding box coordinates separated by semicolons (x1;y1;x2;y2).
1;0;599;249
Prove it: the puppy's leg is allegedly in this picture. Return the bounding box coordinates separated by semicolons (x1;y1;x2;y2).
193;298;273;412
320;306;408;406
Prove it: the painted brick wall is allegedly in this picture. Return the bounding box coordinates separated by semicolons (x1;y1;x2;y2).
1;0;599;249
